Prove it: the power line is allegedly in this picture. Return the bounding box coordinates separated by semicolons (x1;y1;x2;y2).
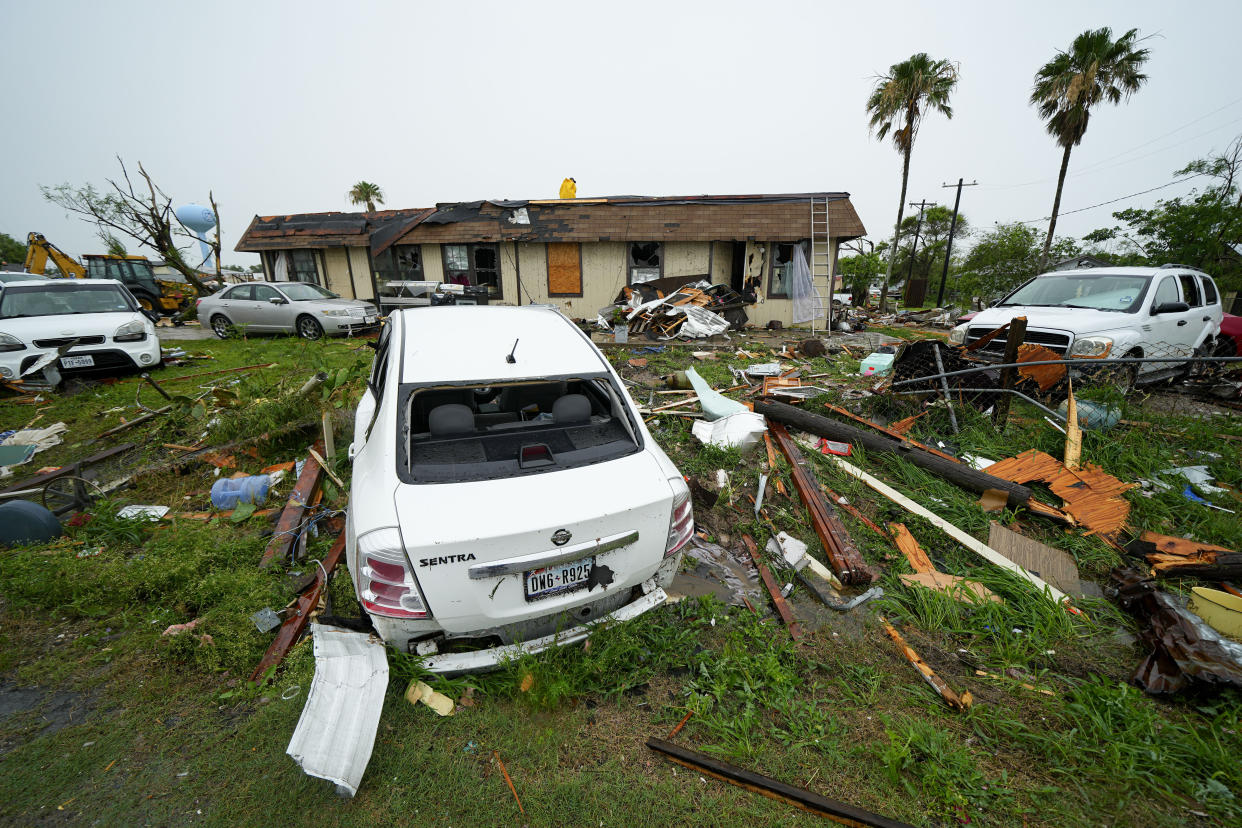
980;96;1242;191
1008;173;1204;225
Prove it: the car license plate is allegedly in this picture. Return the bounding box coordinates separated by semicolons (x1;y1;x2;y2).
524;555;594;600
60;355;94;368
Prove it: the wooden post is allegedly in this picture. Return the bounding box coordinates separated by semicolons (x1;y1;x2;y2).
322;411;335;461
992;316;1028;428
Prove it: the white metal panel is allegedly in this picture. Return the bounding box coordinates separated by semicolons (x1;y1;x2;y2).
286;625;389;797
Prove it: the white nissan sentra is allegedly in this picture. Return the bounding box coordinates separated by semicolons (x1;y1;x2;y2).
346;306;693;672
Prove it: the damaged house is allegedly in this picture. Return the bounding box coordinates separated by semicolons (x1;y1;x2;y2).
234;192;866;328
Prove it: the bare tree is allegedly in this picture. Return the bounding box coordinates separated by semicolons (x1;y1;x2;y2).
42;157;215;293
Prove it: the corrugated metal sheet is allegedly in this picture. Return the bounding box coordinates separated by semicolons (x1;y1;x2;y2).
286;624;389;797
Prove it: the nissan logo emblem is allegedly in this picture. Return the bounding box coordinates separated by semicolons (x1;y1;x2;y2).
551;529;572;546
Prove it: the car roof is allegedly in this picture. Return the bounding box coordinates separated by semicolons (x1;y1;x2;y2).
1039;266;1211;278
1;277;121;288
397;306;608;384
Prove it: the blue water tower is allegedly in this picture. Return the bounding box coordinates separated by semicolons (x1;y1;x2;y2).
175;204;217;272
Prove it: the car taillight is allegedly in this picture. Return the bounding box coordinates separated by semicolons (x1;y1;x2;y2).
665;478;694;557
195;298;202;308
356;527;429;618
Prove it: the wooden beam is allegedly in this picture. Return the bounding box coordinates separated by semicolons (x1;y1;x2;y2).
740;534;803;641
249;529;346;684
258;441;325;568
767;421;873;585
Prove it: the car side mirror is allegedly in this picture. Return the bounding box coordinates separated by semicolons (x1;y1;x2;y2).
142;310;160;323
1151;301;1190;315
269;296;288;305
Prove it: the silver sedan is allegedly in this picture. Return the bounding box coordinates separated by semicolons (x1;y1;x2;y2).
196;281;378;339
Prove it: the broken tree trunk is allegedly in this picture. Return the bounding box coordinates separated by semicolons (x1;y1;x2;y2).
1126;532;1242;581
767;421;874;585
755;400;1033;508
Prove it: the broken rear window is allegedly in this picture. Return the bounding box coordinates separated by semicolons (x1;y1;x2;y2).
397;374;641;483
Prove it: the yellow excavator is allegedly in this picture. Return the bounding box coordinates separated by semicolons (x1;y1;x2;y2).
24;232;195;316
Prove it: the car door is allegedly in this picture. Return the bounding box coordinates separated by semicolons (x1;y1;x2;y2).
215;284;250;322
351;321;392;459
249;284;290;332
1146;274;1200;358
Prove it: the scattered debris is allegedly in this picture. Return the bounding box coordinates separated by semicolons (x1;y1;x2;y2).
834;458;1070;605
1125;532;1242;581
740;534;803;640
1189;588;1242;640
891;523;1000;604
161;618;202;637
250;607;282;634
405;680;455;717
117;505;169;521
0;501;63;545
286;624;388;798
984;450;1135;539
1108;568;1242;695
882;620;973;711
493;750;525;814
259;443;325;569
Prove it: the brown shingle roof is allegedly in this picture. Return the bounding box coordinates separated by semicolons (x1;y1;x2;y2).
235;193;865;253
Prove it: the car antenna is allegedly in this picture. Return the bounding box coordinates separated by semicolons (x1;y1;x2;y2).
506;338;519;364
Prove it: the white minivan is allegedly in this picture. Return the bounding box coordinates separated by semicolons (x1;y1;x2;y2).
346;306;693;672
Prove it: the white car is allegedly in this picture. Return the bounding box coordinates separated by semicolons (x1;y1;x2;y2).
346;306;693;673
949;265;1225;385
0;279;160;381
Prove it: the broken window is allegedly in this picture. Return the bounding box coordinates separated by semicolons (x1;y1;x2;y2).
374;245;425;300
769;242;808;299
443;244;502;298
289;250;321;285
1178;274;1202;307
399;375;640;484
628;242;662;285
1201;275;1218;305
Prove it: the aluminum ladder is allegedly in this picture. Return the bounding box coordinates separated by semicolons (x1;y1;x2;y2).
808;196;833;335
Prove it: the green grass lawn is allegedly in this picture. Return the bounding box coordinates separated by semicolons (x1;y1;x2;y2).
1;331;1239;827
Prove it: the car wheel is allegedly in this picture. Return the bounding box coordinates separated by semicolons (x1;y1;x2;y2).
297;315;324;340
211;315;234;339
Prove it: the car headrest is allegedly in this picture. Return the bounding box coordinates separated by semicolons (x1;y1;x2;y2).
428;403;474;436
552;394;591;425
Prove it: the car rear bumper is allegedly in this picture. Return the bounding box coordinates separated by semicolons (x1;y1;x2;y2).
411;580;668;675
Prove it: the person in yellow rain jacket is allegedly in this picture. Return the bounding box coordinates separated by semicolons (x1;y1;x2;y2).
559;177;577;199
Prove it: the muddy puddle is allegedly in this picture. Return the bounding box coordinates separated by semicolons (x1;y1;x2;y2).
669;539;765;608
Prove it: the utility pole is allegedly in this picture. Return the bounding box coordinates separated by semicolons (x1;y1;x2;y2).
903;199;935;289
935;179;978;307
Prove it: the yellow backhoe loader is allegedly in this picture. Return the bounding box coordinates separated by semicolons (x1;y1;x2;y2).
24;232;195;316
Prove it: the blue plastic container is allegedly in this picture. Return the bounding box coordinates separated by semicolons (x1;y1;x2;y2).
210;474;271;510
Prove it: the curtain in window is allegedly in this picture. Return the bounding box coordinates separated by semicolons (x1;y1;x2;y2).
790;245;817;324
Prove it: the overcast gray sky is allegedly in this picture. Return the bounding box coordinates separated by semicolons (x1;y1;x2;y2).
4;0;1240;268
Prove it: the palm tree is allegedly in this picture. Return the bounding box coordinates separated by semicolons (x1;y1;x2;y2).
1032;28;1150;267
348;181;385;213
867;53;959;312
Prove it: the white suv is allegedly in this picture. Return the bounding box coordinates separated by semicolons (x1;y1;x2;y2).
346;306;693;672
949;266;1225;383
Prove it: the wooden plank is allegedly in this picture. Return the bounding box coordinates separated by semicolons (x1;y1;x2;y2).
768;421;874;585
987;522;1082;596
258;441;325;568
249;530;346;683
646;738;915;828
546;242;582;295
889;523;934;573
740;534;803;641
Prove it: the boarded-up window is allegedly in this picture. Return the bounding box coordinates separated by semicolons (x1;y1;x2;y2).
547;243;582;296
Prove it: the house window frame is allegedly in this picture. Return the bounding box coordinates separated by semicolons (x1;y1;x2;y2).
545;242;584;297
441;243;502;299
373;244;425;299
627;241;663;286
768;240;808;299
289;249;321;286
